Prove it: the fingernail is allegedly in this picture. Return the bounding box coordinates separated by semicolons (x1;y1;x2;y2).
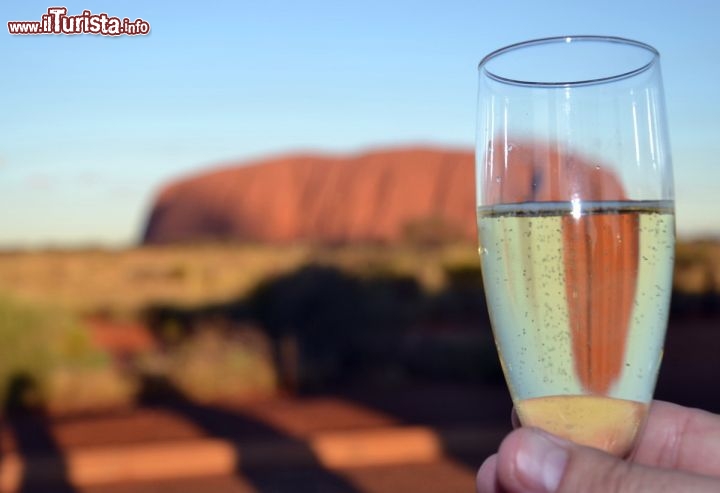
515;429;569;492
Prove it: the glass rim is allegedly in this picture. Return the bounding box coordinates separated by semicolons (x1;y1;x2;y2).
478;35;660;88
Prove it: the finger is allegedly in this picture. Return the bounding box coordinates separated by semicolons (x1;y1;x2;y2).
633;400;720;476
494;427;720;493
476;454;500;493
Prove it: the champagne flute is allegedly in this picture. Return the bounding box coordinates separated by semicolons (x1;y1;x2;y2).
475;36;675;456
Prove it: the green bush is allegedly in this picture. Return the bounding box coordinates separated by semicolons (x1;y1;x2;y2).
0;296;136;414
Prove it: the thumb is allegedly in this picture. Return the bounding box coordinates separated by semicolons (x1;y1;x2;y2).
493;427;720;493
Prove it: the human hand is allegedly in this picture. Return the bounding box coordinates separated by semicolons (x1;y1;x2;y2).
477;400;720;492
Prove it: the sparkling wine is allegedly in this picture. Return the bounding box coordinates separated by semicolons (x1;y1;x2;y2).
477;200;674;451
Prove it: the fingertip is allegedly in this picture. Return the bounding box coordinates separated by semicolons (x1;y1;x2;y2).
495;428;526;487
496;427;570;492
476;454;499;493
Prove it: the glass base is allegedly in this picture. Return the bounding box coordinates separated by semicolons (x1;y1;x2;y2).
515;394;648;457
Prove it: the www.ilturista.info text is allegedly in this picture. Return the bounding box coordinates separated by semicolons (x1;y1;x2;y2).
8;7;150;36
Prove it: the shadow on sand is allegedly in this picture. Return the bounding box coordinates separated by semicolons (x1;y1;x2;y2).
4;373;76;493
137;375;363;493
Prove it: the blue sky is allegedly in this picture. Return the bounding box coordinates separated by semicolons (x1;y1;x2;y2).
1;0;719;246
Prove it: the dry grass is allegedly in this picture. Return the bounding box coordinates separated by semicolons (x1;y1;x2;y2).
0;245;308;317
0;240;717;320
0;240;715;410
0;243;488;408
0;244;481;318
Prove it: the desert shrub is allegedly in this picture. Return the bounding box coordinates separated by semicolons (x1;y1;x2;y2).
248;265;368;387
361;275;425;332
248;265;428;389
402;332;503;384
157;326;277;403
422;263;488;326
0;296;136;414
444;263;484;287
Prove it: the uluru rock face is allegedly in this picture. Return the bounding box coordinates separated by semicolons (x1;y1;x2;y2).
142;148;477;245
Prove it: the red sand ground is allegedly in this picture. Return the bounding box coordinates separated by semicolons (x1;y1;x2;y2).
11;316;714;492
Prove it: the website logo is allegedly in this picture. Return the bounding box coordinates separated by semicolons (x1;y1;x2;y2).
8;7;150;36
